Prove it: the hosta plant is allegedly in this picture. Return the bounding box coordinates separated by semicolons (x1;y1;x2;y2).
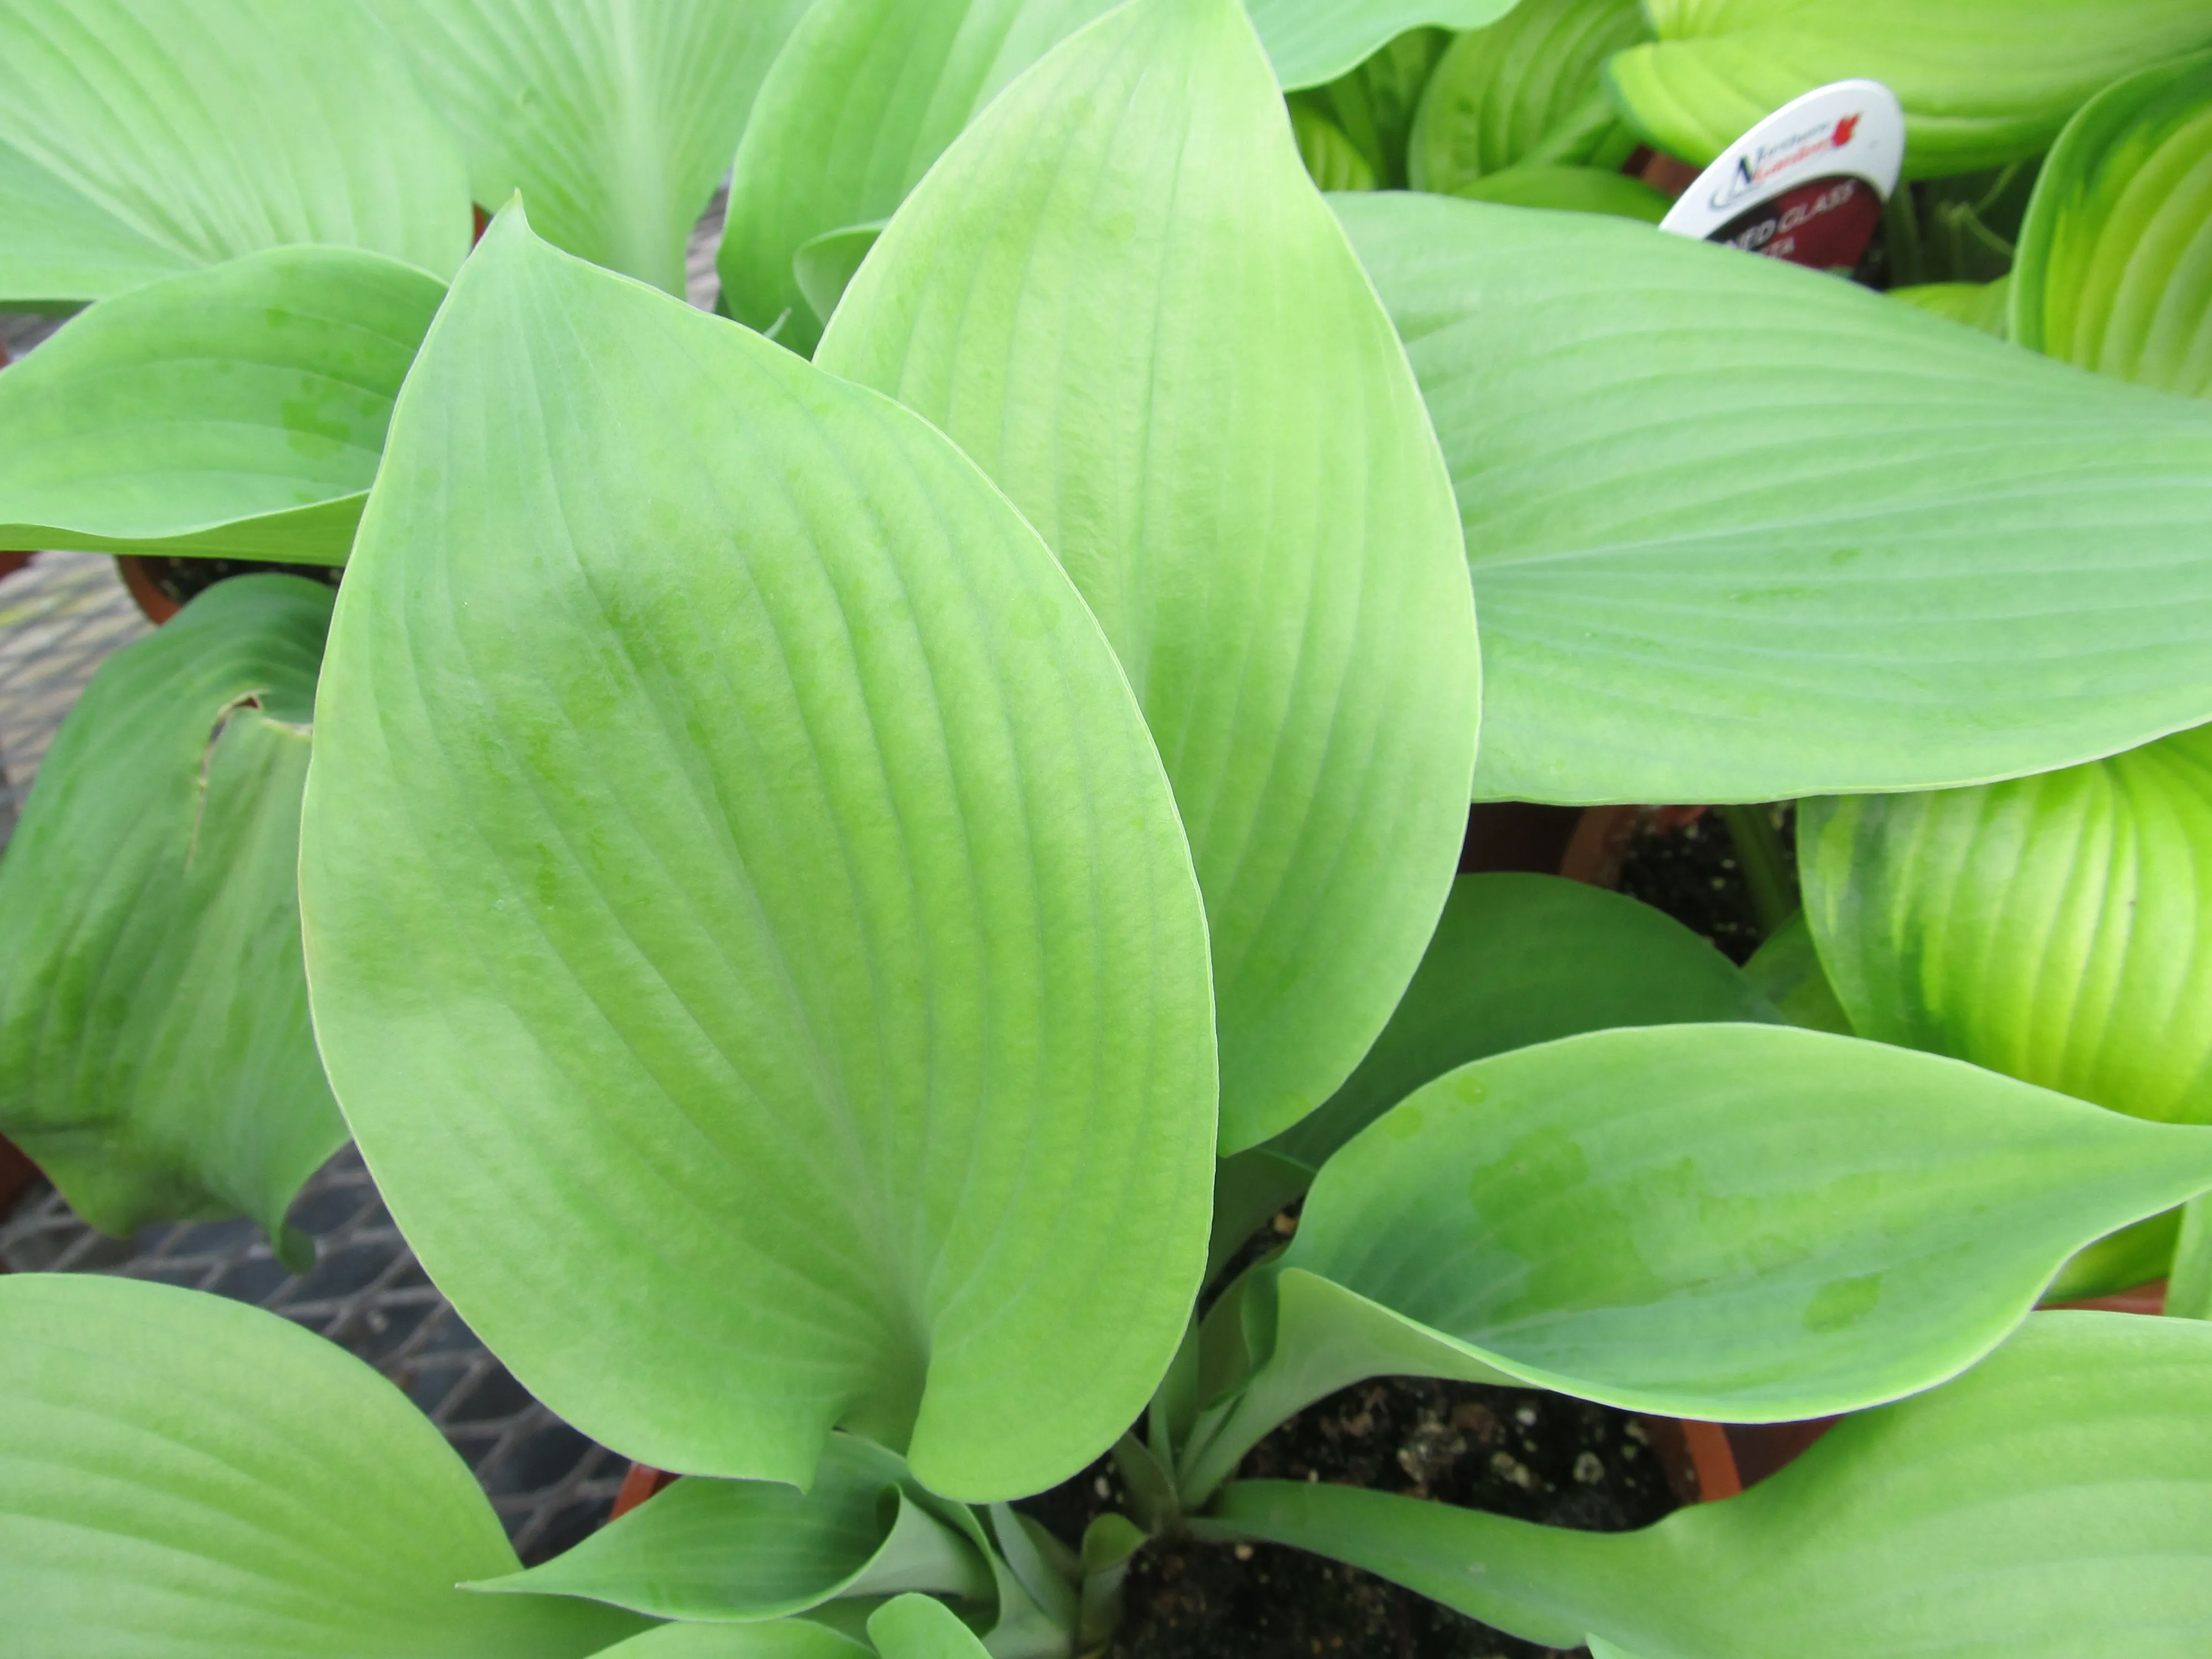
9;1;2212;1656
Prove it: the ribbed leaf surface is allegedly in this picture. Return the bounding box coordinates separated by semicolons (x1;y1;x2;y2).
0;0;469;301
1248;0;1518;90
364;0;810;294
300;210;1217;1501
0;576;343;1245
0;248;441;564
820;0;1479;1152
1339;190;2212;803
1407;0;1647;194
2013;49;2212;398
1605;0;2212;180
1803;725;2212;1125
0;1275;646;1657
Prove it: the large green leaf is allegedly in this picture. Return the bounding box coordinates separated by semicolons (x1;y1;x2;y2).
2012;50;2212;398
1451;163;1671;220
819;0;1479;1154
473;1437;993;1620
0;576;343;1254
1604;0;2212;181
716;0;1118;356
1204;1312;2212;1657
1406;0;1647;194
0;1274;648;1658
1246;0;1519;91
1802;725;2212;1126
362;0;809;294
0;248;442;565
1891;276;2012;338
298;208;1217;1503
0;137;194;309
1337;189;2212;804
0;0;470;303
1176;1024;2212;1500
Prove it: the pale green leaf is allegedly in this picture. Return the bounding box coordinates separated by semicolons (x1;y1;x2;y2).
0;136;194;308
0;1274;648;1658
298;208;1216;1502
1803;725;2212;1125
1890;276;2012;338
1338;189;2212;804
0;0;469;301
1740;910;1851;1035
717;0;1119;355
1605;0;2212;180
592;1625;872;1659
868;1595;992;1659
820;0;1479;1153
0;576;342;1249
2012;49;2212;397
1406;0;1647;194
362;0;810;294
1246;0;1519;91
0;248;442;565
2042;1209;2180;1303
1452;163;1671;220
472;1438;993;1621
1205;1312;2212;1657
1177;1025;2212;1500
792;221;888;333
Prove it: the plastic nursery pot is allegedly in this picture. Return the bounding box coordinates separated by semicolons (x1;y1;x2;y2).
1459;800;1707;888
0;1131;43;1261
609;1462;680;1521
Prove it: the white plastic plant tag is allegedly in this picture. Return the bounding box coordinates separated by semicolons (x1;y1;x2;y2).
1658;79;1905;272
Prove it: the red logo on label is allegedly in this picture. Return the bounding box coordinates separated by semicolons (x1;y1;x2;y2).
1833;114;1859;145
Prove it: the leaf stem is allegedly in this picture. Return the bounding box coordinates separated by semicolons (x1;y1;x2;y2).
2166;1192;2212;1319
1719;803;1795;941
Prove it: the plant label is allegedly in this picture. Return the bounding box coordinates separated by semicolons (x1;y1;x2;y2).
1659;80;1905;273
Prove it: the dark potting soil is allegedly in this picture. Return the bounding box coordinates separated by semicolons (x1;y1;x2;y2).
1020;1369;1676;1658
1615;805;1797;965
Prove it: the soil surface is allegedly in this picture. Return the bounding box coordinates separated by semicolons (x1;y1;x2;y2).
1021;1369;1675;1658
1615;805;1797;964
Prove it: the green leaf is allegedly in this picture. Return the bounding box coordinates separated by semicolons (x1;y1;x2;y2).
472;1438;993;1621
0;137;194;309
1177;1024;2212;1501
793;221;888;333
1246;0;1519;91
1890;277;2012;338
1265;874;1780;1177
2042;1209;2181;1303
0;1274;649;1658
591;1625;872;1659
1802;725;2212;1125
868;1595;992;1659
818;0;1479;1153
2012;49;2212;397
298;208;1217;1503
361;0;809;295
1740;910;1852;1035
0;576;342;1250
717;0;1119;356
1204;1311;2212;1657
1290;103;1380;192
1337;189;2212;804
1605;0;2212;181
1406;0;1648;194
1289;28;1452;190
0;0;469;302
1452;163;1671;221
0;248;442;564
